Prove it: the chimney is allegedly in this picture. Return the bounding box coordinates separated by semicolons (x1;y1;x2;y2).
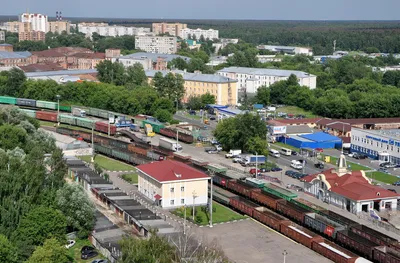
56;11;59;21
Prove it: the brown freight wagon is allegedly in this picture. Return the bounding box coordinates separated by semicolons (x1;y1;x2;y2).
93;134;111;145
74;130;91;141
36;111;58;122
311;239;366;263
127;144;148;157
320;210;360;228
250;190;283;210
336;230;379;260
280;221;324;248
229;196;261;217
227;180;260;198
252;207;290;231
95;121;117;135
374;246;400;263
276;199;311;224
350;225;398;247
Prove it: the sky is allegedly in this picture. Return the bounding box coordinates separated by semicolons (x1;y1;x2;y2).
1;0;399;20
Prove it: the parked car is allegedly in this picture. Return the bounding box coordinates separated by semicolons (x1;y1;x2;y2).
285;170;295;176
91;260;109;263
388;189;397;193
81;246;98;260
189;110;196;115
232;157;242;163
271;167;282;172
65;240;76;249
249;168;261;175
210;117;216;120
81;246;95;254
314;162;324;169
215;145;223;151
354;153;367;159
393;181;400;186
384;163;397;168
315;148;324;152
291;151;298;156
380;162;390;167
347;152;355;158
211;139;219;145
378;167;389;173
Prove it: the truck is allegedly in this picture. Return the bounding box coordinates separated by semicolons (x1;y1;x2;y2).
225;149;242;158
144;124;155;137
242;155;266;166
130;124;140;132
72;108;86;117
159;137;182;152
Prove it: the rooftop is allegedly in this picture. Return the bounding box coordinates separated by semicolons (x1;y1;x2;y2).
218;67;316;78
137;160;209;183
0;51;32;59
270;118;323;125
317;117;400;126
286;125;314;135
353;128;400;140
71;52;105;59
19;62;64;72
25;69;97;77
145;70;236;83
119;52;190;62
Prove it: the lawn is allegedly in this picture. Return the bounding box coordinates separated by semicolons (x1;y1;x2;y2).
67;238;106;263
273;142;300;152
184;113;202;120
369;171;399;184
276;106;318;118
79;154;135;171
172;201;246;225
121;173;138;184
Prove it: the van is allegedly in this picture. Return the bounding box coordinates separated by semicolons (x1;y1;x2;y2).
269;149;280;158
290;160;303;170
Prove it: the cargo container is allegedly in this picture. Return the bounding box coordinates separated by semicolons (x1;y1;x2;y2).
95;122;117;135
59;105;71;112
262;183;298;201
290;198;326;214
336;230;378;259
350;225;398;247
159;137;182;152
36;100;57;110
142;120;165;133
276;199;311;224
59;114;77;125
94;144;113;156
212;174;233;188
112;149;131;163
16;98;36;107
250;190;282;210
320;211;360;228
227;180;260;198
146;151;164;161
280;221;324;248
373;246;400;263
229;196;261;216
311;239;368;263
252;207;290;231
159;128;194;144
76;117;94;129
0;96;17;105
304;213;345;239
36;111;58;122
19;109;36;118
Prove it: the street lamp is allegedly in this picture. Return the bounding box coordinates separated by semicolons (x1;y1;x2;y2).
192;190;197;221
56;94;60;126
283;250;288;263
208;169;215;228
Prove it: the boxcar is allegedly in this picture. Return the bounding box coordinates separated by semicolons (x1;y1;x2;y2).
16;98;36;107
374;246;400;263
350;225;398;247
227;180;260;198
19;109;36;118
109;139;129;150
111;149;131;163
320;211;360;229
252;207;290;231
36;100;57;110
305;212;345;239
336;230;378;259
95;121;117;135
76;117;94;129
276;199;311;224
0;96;17;105
229;196;261;217
250;190;282;210
311;239;371;263
59;114;77;125
59;105;71;112
36;111;58;122
280;221;324;248
212;174;233;188
94;144;113;156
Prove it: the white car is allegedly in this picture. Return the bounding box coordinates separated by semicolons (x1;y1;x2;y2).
215;145;222;151
65;240;76;249
348;153;355;158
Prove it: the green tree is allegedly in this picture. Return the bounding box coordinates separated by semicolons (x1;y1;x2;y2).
0;235;17;263
56;184;96;238
186;96;203;110
168;57;188;70
126;63;148;87
26;238;68;263
0;124;27;150
201;93;216;105
154;109;173;122
245;137;268;156
4;67;27;97
255;86;270;106
96;60;126;85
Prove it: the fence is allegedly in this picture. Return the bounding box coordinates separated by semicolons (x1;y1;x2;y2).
358;211;400;237
90;234;121;263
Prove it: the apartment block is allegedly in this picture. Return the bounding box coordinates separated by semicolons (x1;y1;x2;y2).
180;28;219;40
0;44;13;52
20;13;48;32
135;36;177;54
152;22;187;36
19;31;46;42
78;22;150;38
48;21;70;34
0;31;4;42
113;52;190;70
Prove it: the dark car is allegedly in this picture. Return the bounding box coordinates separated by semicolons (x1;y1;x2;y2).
314;162;324;169
209;117;216;120
380;162;390;167
81;246;95;254
285;170;295;176
378;167;389;173
388;189;397;193
291;151;298;156
189;110;196;115
82;251;98;260
354;153;367;159
393;181;400;186
271;167;282;172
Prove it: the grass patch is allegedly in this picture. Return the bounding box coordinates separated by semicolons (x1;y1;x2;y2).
67;238;106;263
79;154;135;171
369;171;399;184
121;173;138;184
184;113;202;120
276;106;318;118
273;142;300;152
172;201;246;225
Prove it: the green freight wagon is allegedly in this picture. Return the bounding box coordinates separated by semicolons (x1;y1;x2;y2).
290;198;326;214
94;144;112;156
111;149;131;163
0;96;17;105
59;105;71;112
262;183;297;201
76;117;94;129
109;139;128;150
36;100;57;110
98;110;111;119
19;109;36;118
59;114;77;125
142;120;165;133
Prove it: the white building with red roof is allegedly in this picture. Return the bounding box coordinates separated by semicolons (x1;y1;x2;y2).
136;160;210;208
303;155;399;214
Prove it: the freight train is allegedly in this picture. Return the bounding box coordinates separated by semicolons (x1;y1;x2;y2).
211;174;400;263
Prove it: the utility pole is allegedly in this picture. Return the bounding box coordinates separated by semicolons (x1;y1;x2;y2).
209;169;214;228
255;152;258;179
56;94;60;126
283;250;288;263
91;123;94;163
192;191;197;221
183;204;186;235
176;129;179;151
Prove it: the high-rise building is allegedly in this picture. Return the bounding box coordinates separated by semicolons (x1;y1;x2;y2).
135;36;177;54
152;22;187;37
19;30;46;42
20;13;48;32
180;28;219;40
77;23;150;38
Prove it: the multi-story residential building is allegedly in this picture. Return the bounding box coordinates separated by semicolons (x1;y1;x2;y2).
180;28;219;40
20;13;48;32
3;22;21;33
0;44;13;52
113;52;190;70
217;67;317;93
105;48;121;60
77;23;150;38
19;30;46;42
257;45;313;56
136;160;209;208
0;31;4;42
68;52;105;70
47;21;70;34
135;36;177;54
152;22;187;37
212;38;239;53
146;69;238;105
0;51;36;67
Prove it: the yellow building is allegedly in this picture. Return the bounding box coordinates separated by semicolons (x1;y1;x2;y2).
146;70;238;106
136;160;210;208
48;21;71;34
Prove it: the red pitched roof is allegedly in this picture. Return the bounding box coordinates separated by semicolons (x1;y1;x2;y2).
137;160;209;183
303;169;399;201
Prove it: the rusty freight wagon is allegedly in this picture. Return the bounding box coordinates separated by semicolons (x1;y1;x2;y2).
311;239;372;263
373;246;400;263
350;225;399;248
252;207;290;231
227;180;260;199
276;199;312;224
280;221;324;248
229;196;261;217
336;230;379;260
250;190;283;210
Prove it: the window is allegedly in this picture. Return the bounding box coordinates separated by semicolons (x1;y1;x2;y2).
181;199;185;204
170;200;175;205
170;187;174;193
181;186;185;192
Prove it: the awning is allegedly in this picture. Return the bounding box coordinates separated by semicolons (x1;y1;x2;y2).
154;194;162;200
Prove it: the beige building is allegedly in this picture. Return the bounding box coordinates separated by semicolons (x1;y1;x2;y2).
146;70;238;105
4;22;21;33
48;21;70;34
135;35;177;54
19;30;45;42
152;22;187;36
0;31;4;42
136;160;209;208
